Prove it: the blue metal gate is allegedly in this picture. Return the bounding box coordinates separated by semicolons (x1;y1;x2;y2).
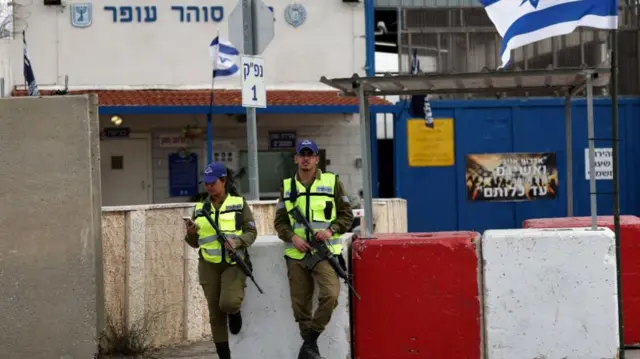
393;97;640;233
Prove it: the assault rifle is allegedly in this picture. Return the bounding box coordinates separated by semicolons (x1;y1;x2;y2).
201;203;265;294
288;206;361;300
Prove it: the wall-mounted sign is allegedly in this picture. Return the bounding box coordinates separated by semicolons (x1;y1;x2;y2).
465;152;558;202
269;131;296;149
104;127;130;138
284;3;306;28
101;5;274;24
584;147;613;180
71;3;93;28
168;152;199;197
159;134;194;148
407;118;454;167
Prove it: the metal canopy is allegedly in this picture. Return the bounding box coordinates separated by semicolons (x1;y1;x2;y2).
320;67;611;98
319;66;612;236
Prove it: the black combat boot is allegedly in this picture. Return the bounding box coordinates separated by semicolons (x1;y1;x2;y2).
228;311;242;335
297;330;324;359
214;341;231;359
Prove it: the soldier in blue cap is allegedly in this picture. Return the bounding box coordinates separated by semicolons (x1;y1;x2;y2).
183;162;258;359
274;139;354;359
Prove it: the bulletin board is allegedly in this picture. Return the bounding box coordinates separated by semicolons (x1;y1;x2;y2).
407;118;455;167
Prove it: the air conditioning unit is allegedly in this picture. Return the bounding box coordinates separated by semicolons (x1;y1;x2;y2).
44;0;62;5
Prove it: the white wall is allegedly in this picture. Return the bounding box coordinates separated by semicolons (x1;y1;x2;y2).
99;113;364;204
10;0;366;88
0;39;14;97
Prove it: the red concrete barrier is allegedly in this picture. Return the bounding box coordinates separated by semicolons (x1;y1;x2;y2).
351;232;482;359
523;215;640;346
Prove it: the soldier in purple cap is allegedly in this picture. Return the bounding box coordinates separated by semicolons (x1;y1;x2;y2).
183;162;258;359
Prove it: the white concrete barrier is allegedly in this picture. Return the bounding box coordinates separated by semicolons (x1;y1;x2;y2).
229;235;350;359
482;227;620;359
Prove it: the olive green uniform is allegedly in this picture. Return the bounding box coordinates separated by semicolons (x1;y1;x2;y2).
274;169;354;337
184;194;258;343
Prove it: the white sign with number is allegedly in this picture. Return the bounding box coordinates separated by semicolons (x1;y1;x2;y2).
241;55;266;108
584;147;613;180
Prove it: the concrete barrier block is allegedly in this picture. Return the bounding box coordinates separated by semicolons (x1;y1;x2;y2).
482;228;620;359
0;95;104;358
228;236;350;359
523;215;640;345
352;232;482;359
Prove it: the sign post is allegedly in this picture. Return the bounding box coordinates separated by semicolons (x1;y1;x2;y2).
229;0;274;200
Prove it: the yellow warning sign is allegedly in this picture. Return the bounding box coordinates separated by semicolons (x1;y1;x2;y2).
407;118;455;167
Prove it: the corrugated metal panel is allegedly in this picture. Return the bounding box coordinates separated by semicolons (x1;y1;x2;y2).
375;0;480;8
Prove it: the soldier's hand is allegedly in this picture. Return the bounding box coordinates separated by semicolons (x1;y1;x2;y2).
292;236;312;252
224;240;237;251
315;229;332;242
186;221;199;236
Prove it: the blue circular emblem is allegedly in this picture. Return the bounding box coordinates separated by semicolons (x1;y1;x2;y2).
284;4;307;28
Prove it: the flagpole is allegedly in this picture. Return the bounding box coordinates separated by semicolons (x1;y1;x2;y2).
206;31;220;166
610;13;624;356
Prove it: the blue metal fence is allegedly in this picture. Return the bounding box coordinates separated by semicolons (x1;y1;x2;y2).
393;97;640;233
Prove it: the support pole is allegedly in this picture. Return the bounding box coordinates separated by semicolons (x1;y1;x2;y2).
611;26;625;355
206;114;213;165
356;84;374;236
585;73;597;230
565;94;573;216
243;0;260;200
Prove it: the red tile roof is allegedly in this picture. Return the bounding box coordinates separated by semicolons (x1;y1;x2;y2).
11;89;392;107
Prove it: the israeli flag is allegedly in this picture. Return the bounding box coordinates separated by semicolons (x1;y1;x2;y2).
209;35;240;78
22;31;39;96
481;0;619;67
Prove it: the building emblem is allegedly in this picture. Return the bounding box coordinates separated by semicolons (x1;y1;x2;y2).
71;3;92;28
284;4;306;28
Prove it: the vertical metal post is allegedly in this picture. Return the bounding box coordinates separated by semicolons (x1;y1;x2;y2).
243;0;260;200
0;77;4;98
586;73;597;230
565;94;573;216
356;83;374;236
611;25;625;356
396;6;402;73
206;114;213;165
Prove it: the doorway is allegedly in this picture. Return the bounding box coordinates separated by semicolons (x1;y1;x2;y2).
100;134;153;206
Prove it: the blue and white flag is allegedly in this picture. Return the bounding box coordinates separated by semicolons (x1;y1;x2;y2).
409;49;434;128
481;0;619;67
209;35;240;78
22;31;39;96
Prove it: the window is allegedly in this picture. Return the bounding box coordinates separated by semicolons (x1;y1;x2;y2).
111;155;124;170
236;150;327;200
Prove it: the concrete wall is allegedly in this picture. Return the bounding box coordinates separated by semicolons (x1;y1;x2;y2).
0;95;104;358
98;112;366;204
0;38;15;97
100;198;407;347
10;0;366;88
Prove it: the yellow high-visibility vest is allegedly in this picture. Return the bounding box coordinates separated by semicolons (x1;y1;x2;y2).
282;172;342;260
194;195;246;264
